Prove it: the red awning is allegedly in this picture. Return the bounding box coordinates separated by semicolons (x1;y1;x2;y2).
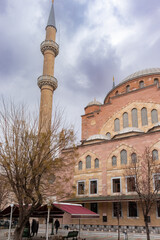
53;203;99;219
0;203;99;219
0;205;19;218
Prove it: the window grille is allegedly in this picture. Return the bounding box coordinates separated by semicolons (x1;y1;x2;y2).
78;161;82;170
126;85;130;92
120;150;127;164
123;112;129;128
113;178;121;193
95;158;99;168
127;177;136;192
132;108;138;127
86;155;91;169
141;107;148;126
113;202;122;217
128;202;138;217
151;109;158;124
112;156;117;166
152;149;159;161
90;203;98;213
90;180;98;194
78;182;85;195
131;153;137;164
114;118;120;132
139;81;144;88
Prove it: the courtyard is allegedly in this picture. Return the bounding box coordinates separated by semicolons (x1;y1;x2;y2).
1;225;160;240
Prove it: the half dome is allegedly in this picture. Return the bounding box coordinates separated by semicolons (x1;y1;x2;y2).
87;134;109;141
87;98;102;107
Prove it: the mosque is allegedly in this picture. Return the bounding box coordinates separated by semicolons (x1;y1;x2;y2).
39;1;160;233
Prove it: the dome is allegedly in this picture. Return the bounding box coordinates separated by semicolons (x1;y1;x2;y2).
122;68;160;83
104;68;160;103
87;98;102;107
87;134;109;141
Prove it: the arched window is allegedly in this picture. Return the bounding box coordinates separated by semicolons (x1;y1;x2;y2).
139;81;144;88
123;112;129;128
95;158;99;168
112;156;117;166
115;90;119;96
126;85;130;93
141;107;148;126
132;108;138;127
78;161;82;170
131;153;137;164
86;155;91;169
120;150;127;164
114;118;120;132
152;149;159;161
151;109;158;124
154;78;159;85
106;132;111;139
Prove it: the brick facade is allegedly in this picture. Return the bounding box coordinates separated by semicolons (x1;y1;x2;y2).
68;70;160;232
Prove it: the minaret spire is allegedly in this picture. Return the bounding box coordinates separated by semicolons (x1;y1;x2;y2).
38;1;59;132
47;0;56;30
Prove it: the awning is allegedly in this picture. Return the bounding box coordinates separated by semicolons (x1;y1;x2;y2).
0;203;99;219
32;204;64;218
0;205;19;218
53;203;99;218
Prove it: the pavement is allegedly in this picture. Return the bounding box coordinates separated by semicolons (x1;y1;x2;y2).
1;225;160;240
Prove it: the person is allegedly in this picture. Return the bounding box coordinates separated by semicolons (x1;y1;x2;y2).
54;219;60;234
35;220;39;236
31;219;37;237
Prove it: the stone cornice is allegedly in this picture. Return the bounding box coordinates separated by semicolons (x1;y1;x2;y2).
40;40;59;57
37;75;58;90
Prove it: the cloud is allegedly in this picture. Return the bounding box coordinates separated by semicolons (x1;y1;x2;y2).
0;0;160;140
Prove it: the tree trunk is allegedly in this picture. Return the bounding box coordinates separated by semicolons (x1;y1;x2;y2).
14;226;24;240
144;218;150;240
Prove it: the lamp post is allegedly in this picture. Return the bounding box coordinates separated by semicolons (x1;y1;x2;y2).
51;218;54;235
8;203;14;240
46;204;51;240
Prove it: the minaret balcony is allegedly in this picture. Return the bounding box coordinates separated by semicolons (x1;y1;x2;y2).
37;75;58;90
40;40;59;57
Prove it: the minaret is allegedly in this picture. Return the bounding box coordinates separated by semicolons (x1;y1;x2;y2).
38;0;59;132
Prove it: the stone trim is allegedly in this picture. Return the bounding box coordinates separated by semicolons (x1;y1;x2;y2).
40;40;59;56
64;224;160;234
37;75;58;90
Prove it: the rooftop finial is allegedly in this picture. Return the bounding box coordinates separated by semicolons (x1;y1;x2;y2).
112;76;115;88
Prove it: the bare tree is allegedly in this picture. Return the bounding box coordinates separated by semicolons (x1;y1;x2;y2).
0;175;9;210
0;102;76;240
113;194;125;240
126;148;160;240
114;201;121;240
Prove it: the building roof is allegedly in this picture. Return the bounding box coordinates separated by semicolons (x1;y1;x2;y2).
122;68;160;83
47;3;56;30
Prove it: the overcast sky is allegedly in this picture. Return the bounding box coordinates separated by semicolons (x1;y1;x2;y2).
0;0;160;140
